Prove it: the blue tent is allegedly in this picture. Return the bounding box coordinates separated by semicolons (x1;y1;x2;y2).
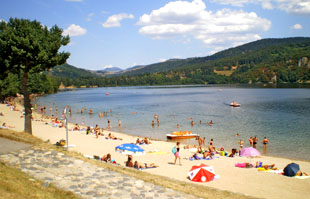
283;163;300;177
115;143;145;155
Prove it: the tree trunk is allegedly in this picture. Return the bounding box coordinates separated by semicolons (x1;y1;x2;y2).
23;71;32;134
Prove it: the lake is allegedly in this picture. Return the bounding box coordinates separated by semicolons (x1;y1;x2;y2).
36;85;310;161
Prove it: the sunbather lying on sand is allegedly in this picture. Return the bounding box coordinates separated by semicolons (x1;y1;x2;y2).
256;162;278;170
1;122;14;129
106;133;122;140
134;161;159;169
296;171;308;176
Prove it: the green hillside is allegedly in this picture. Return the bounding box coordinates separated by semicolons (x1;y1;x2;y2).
49;37;310;88
122;37;310;76
48;63;99;79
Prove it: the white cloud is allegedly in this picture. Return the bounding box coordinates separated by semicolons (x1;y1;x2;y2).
278;0;310;15
292;23;303;29
103;65;113;69
261;1;273;9
211;0;249;7
102;13;134;28
86;13;94;22
211;0;310;15
137;0;271;50
0;19;6;23
63;24;87;36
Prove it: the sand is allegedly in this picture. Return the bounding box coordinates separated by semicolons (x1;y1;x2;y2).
1;103;310;199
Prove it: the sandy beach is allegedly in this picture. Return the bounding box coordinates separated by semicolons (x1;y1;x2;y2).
1;103;310;199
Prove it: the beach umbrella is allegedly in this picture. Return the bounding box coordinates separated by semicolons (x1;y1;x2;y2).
188;164;215;182
240;147;260;157
115;143;145;155
283;163;300;177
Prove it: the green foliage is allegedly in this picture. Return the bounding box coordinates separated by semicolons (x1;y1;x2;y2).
49;63;100;79
0;18;70;74
48;37;310;88
0;18;70;134
0;72;58;98
0;73;21;97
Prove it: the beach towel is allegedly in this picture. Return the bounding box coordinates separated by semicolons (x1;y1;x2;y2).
184;148;198;153
188;156;218;161
257;168;284;175
293;176;310;179
137;166;158;170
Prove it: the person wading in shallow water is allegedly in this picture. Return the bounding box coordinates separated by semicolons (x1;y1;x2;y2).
253;136;258;148
262;137;269;149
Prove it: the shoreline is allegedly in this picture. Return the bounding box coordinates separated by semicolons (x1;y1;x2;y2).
1;103;310;199
32;104;310;163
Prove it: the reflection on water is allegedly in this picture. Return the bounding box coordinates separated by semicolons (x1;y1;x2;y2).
37;85;310;160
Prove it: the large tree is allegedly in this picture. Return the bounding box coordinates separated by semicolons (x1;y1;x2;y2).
0;18;70;134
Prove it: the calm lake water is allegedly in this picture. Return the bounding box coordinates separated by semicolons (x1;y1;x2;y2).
37;85;310;161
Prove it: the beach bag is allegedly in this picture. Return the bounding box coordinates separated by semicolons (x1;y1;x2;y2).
57;139;66;146
172;146;176;154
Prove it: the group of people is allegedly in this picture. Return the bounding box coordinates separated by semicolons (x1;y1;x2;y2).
136;137;151;145
189;118;214;127
152;114;160;127
248;136;269;149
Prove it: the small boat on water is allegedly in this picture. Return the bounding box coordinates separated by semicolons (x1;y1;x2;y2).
230;102;241;107
166;131;199;140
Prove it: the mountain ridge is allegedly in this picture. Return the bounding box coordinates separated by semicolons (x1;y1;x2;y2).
49;37;310;87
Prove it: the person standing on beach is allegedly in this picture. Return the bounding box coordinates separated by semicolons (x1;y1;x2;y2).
238;139;244;155
94;124;100;138
196;136;206;146
262;137;269;149
174;142;181;165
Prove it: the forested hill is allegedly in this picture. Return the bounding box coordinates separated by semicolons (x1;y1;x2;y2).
121;37;310;76
49;37;310;87
48;63;101;79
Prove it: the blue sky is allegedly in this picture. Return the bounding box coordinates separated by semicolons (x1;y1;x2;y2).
1;0;309;70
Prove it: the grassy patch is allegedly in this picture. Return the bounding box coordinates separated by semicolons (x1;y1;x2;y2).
214;69;234;76
0;162;79;199
0;129;253;199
